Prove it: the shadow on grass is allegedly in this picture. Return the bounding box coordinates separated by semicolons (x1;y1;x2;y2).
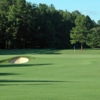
0;49;61;55
0;80;67;83
0;73;19;76
0;83;53;86
0;59;9;63
0;79;73;86
0;80;69;86
0;63;53;68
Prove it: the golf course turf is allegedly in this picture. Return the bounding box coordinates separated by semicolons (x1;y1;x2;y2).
0;49;100;100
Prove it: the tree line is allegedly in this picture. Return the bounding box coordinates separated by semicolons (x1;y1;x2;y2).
0;0;100;49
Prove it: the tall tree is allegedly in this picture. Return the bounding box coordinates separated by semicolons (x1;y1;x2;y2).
15;0;28;48
0;0;98;49
7;4;19;49
0;12;7;49
86;27;100;48
70;14;92;49
97;20;100;26
0;0;16;49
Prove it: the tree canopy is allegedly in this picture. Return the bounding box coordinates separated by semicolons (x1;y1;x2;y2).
0;0;99;49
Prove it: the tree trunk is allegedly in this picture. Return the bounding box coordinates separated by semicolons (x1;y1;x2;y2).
5;40;8;50
23;41;25;49
81;43;83;50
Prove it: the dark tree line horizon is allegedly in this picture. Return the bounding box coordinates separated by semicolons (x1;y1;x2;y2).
0;0;100;50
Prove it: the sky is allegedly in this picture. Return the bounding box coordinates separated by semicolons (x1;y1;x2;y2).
26;0;100;23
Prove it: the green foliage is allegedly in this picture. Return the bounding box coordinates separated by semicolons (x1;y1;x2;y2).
86;27;100;48
70;14;94;49
0;0;99;49
97;20;100;26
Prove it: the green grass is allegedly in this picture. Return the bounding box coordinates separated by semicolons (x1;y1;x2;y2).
0;49;100;100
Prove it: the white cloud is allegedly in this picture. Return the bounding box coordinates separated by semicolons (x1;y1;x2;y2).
80;10;97;15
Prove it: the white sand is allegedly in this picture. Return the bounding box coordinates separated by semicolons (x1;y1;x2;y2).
9;57;29;64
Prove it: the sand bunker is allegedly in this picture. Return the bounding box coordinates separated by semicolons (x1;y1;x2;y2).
9;57;29;64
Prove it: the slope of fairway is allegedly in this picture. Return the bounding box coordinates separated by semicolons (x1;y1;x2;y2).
0;49;100;100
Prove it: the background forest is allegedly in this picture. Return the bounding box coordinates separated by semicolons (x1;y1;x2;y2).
0;0;100;49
